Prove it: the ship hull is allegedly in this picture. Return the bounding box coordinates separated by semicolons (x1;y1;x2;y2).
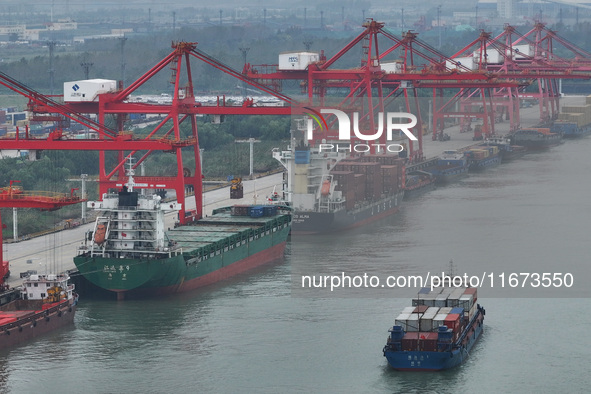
500;147;527;161
511;134;562;150
468;155;501;171
0;298;76;350
73;225;290;297
403;181;436;200
429;166;468;185
551;122;591;138
384;310;484;371
291;192;403;235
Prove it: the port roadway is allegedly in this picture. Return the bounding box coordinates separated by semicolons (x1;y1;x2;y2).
3;97;576;288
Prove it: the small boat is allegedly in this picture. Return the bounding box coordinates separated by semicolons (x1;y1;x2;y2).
0;273;78;350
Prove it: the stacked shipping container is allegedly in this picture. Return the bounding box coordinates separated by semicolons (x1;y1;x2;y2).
330;154;405;209
395;286;478;350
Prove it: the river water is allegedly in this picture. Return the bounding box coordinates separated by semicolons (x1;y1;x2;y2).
1;139;590;393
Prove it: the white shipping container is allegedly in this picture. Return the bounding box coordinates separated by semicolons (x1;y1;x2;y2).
423;298;437;307
424;307;440;319
64;79;117;102
413;293;437;306
439;287;455;296
447;287;466;306
435;294;448;307
395;313;410;331
406;315;420;332
449;287;466;299
433;313;448;329
445;56;476;71
458;294;474;310
473;49;503;64
468;302;478;321
439;307;452;315
402;306;416;314
278;52;319;71
432;287;445;295
513;44;534;59
420;318;434;332
381;61;403;73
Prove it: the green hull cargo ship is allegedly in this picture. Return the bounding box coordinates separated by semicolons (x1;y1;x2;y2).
74;172;291;300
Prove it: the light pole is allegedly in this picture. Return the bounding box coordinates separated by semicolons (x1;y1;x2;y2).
81;174;88;222
236;138;260;179
437;5;442;49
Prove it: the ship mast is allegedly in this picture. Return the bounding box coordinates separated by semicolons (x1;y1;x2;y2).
124;157;136;192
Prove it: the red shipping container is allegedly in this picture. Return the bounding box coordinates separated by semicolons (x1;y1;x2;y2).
381;165;398;178
444;314;461;332
413;305;429;313
401;332;439;351
463;287;477;303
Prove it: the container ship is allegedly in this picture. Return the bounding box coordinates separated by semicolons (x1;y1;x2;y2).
273;141;405;234
0;273;78;350
509;128;562;149
551;97;591;138
383;286;485;371
427;150;469;184
74;168;291;300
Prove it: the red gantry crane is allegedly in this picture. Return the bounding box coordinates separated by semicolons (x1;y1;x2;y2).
0;181;85;290
245;20;527;160
0;42;294;224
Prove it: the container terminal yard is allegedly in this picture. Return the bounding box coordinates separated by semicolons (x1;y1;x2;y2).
1;20;591;292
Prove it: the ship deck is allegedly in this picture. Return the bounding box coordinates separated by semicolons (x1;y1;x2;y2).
166;210;290;255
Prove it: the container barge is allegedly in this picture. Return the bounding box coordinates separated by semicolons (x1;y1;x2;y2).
464;145;501;171
509;128;562;149
427;150;469;184
551;96;591;138
383;286;485;371
74;168;291;300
